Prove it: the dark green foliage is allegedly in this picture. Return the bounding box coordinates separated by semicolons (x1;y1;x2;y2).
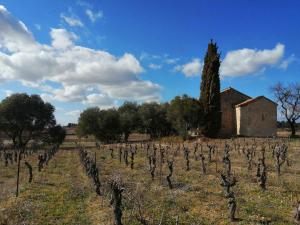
45;125;66;145
138;102;172;139
77;107;121;143
118;101;141;142
200;40;221;137
77;95;203;140
97;109;121;142
0;93;56;149
167;94;202;138
76;107;101;138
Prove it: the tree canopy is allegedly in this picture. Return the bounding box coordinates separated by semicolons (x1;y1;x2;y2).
45;125;66;145
138;102;172;139
167;95;202;138
118;101;141;142
77;107;122;143
0;93;56;150
77;107;101;138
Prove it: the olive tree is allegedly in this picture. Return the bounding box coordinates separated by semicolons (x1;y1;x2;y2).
138;102;172;139
0;93;55;197
118;101;141;142
167;94;202;138
44;125;66;145
77;107;121;143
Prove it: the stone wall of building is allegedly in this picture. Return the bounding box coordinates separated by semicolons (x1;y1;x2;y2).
220;88;251;137
236;97;277;137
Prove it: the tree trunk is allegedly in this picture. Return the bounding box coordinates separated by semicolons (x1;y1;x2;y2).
288;120;296;137
124;132;129;142
16;150;21;197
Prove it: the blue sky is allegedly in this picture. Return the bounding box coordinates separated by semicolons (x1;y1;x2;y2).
0;0;299;124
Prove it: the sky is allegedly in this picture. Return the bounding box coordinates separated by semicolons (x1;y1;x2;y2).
0;0;299;124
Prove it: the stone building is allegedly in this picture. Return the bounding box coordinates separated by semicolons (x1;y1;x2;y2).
220;87;277;137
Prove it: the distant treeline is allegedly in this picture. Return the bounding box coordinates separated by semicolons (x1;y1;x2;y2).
277;121;300;129
77;94;203;143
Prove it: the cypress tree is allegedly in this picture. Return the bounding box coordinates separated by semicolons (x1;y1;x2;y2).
200;40;221;137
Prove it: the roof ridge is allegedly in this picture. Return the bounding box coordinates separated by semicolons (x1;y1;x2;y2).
220;87;252;99
235;96;277;107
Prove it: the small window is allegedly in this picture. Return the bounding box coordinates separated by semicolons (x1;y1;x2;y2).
262;113;265;121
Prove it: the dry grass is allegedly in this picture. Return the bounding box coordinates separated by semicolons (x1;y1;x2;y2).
0;151;99;225
0;138;300;225
90;139;300;225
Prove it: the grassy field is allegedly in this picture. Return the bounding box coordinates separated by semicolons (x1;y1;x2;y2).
0;138;300;225
0;151;105;225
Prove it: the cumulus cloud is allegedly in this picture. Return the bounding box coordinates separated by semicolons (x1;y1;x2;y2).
105;80;161;102
60;13;84;27
0;5;37;52
41;84;91;102
85;9;103;22
0;5;161;106
220;43;285;77
174;58;202;77
50;28;78;49
83;93;116;107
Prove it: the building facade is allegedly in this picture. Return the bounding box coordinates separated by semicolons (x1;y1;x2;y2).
220;87;277;137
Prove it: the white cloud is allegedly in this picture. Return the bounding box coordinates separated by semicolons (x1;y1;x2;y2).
174;58;202;77
83;93;116;107
0;4;37;52
85;9;103;23
279;54;297;70
220;43;285;77
60;13;84;27
0;5;161;105
50;28;78;49
42;84;90;102
149;63;162;70
104;80;162;102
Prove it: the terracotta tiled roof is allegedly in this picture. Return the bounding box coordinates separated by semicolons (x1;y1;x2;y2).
235;96;277;107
